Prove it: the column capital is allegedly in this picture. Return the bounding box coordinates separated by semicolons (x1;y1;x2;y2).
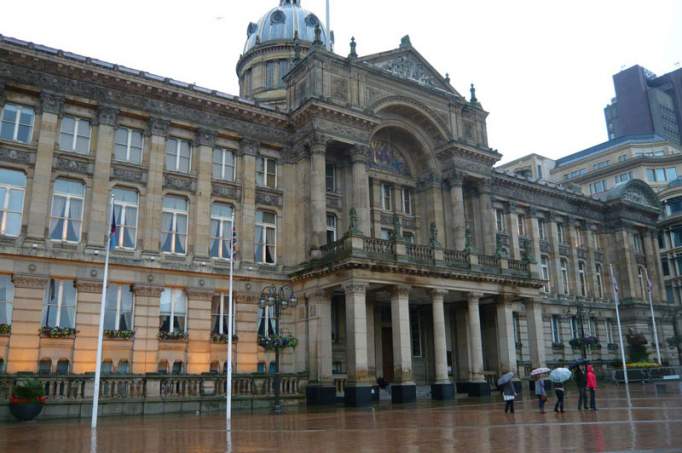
350;145;370;164
196;128;216;147
308;132;329;151
478;178;492;194
147;117;169;137
344;282;367;296
429;288;448;299
444;168;464;187
132;284;165;297
239;139;259;156
97;105;119;127
12;274;49;289
467;292;484;303
39;91;64;115
392;285;411;298
186;287;215;300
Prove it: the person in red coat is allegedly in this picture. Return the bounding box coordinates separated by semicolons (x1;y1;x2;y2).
586;364;598;411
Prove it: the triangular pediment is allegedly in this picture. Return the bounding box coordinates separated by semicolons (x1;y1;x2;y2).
360;45;460;96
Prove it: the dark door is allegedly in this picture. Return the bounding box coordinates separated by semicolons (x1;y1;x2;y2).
382;327;394;382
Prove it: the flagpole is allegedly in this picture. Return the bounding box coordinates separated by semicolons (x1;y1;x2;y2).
644;268;662;365
226;224;235;431
609;264;632;409
91;193;115;428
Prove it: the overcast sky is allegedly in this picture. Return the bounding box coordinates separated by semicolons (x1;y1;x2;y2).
1;0;680;163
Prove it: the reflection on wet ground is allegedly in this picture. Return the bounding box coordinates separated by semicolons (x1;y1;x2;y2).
1;385;682;452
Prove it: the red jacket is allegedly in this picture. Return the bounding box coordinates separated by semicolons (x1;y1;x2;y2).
586;365;597;389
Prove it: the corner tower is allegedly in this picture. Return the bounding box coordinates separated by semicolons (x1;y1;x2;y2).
237;0;333;108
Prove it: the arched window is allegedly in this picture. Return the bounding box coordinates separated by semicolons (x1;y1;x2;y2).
210;203;235;259
595;264;604;299
560;258;570;296
112;188;139;249
159;288;187;334
540;256;551;293
49;179;85;242
161;196;188;255
578;261;587;297
117;360;129;374
0;168;26;236
38;358;52;375
104;284;134;331
56;359;70;375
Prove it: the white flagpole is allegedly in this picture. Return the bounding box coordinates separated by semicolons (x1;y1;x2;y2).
91;193;115;428
226;225;235;431
609;264;632;409
644;268;662;365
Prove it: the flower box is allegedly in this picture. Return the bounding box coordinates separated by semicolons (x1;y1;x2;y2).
607;343;619;351
158;330;188;341
258;335;298;351
40;326;77;338
552;342;564;350
212;334;239;344
0;323;11;335
104;329;135;340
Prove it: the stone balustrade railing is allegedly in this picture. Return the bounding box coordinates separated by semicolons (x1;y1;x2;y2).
333;374;347;395
406;244;434;264
478;254;500;268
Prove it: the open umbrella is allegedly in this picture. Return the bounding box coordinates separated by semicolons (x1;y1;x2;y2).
569;358;589;369
550;367;572;383
531;367;551;377
497;371;514;387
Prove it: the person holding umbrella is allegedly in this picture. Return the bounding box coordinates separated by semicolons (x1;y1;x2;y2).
531;367;550;413
574;365;588;410
498;371;517;414
550;367;572;414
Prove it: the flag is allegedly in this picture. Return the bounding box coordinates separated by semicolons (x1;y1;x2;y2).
109;206;118;250
231;225;239;258
646;273;653;294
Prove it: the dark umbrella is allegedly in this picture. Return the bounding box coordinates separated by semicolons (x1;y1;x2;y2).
569;358;589;369
497;371;514;387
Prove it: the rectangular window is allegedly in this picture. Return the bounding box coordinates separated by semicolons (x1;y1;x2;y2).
401;187;413;215
161;196;188;255
380;228;392;240
0;168;27;237
210;203;235;259
255;210;277;264
104;284;134;331
114;127;144;164
575;227;585;247
410;310;422;357
0;275;14;326
592;160;610;170
662;258;670;276
212;294;236;336
517;214;526;237
538;219;547;241
159;288;187;334
560;258;570;295
381;184;392;211
496;209;505;232
557;223;566;244
326;214;337;244
59;116;91;154
257;305;276;337
648;167;678;182
165;138;192;173
606;320;614;344
112;188;139;249
212;148;236;181
633;232;644;254
42;279;77;329
578;261;587;297
551;315;561;343
614;172;632;185
256;156;277;188
570;316;579;339
265;61;276;89
325;164;336;192
49;179;85;243
541;255;551;293
589;180;607;194
666;285;674;303
0;104;34;144
595;264;604;299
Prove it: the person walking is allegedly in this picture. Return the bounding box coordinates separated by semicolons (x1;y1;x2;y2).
502;380;517;414
554;381;565;413
575;365;588;410
586;364;598;411
535;376;547;413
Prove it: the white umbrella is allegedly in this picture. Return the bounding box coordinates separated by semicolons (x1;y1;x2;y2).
550;367;572;383
531;367;551;377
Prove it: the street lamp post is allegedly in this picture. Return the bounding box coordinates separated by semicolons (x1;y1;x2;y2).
259;285;297;414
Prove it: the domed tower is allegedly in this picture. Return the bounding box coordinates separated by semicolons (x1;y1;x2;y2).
237;0;333;108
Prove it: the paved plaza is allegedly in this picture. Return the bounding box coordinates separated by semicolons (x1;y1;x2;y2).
1;385;682;453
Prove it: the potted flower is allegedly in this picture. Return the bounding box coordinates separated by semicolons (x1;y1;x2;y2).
258;334;298;351
9;379;47;421
40;326;77;338
158;330;188;341
104;329;135;340
0;323;10;335
211;333;239;343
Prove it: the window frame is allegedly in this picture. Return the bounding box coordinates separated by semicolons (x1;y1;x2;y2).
0;275;15;326
112;188;139;250
159;288;188;334
256;156;277;189
557;223;566;244
255;210;277;264
578;260;587;297
401;187;413;215
210;202;235;260
49;179;85;243
212;148;236;182
59;115;92;155
410;309;422;358
0;103;35;144
104;284;135;331
326;213;337;244
595;263;604;299
0;168;26;237
381;183;392;211
161;195;189;255
325;163;336;193
114;127;144;164
495;209;505;233
540;255;551;293
165;137;192;174
42;279;77;329
551;315;561;344
211;293;237;336
560;258;570;296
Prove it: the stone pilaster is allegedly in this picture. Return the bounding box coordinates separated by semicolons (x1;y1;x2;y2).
478;180;496;255
310;138;327;250
87;106;118;248
350;146;371;236
131;285;164;374
343;282;372;406
305;290;336;405
141;118;168;254
643;229;664;303
193;129;216;259
186;288;213;374
528;209;543;264
26;92;63;241
72;280;103;374
505;203;521;259
447;172;466;250
526;298;547;369
548;215;563;295
239;140;258;264
7;275;49;373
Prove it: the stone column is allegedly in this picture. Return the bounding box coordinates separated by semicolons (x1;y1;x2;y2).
467;293;486;385
525;298;547;369
495;295;517;375
430;289;453;400
478;180;496;255
72;280;104;374
239;140;258;264
343;282;372;406
350;146;371;236
131;285;164;374
448;172;466;250
305;290;336;405
506;203;521;259
186;288;213;374
528;209;543;263
567;221;581;296
366;300;376;380
6;275;49;373
310;139;327;251
548;215;563;295
141;118;169;254
390;285;416;403
643;229;664;303
193;129;216;259
26;93;63;241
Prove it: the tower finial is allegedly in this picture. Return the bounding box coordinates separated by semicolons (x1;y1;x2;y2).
349;37;357;59
313;24;322;46
293;31;301;62
470;83;478;103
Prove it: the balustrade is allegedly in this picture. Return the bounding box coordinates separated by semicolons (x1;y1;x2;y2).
363;238;395;259
406;244;434;264
444;249;469;268
478;254;500;268
508;259;529;272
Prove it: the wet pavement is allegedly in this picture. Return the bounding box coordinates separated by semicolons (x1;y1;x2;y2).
1;385;682;453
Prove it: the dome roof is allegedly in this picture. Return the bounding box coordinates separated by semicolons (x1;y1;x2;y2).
244;0;332;53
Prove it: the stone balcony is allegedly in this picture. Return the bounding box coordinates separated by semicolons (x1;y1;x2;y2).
298;233;543;286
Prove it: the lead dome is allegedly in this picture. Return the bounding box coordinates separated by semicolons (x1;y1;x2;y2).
244;0;333;53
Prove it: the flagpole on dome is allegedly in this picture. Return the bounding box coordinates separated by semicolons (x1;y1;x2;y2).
609;264;632;409
91;193;116;429
644;267;662;365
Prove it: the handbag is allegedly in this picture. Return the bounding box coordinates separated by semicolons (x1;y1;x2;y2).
541;394;548;402
503;394;515;401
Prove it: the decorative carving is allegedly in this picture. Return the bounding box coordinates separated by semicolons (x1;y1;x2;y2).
75;279;103;293
196;128;216;147
373;53;440;88
164;173;196;193
240;140;258;156
402;217;417;230
111;164;147;184
40;91;64;115
391;213;402;240
0;147;34;165
132;284;164;297
350;145;369;164
54;155;93;175
368;139;411;177
12;274;49;289
344;282;367;296
331;77;348;102
212;181;242;200
392;285;411;297
97;106;119;127
147;117;169;137
255;189;283;207
186;287;215;300
416;172;440;191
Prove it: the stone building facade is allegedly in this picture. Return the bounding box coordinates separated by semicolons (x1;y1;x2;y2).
0;0;677;406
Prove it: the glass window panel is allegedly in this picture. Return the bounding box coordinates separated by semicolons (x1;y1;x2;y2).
8;189;24;211
0;169;26;186
4;213;21;236
160;289;172;315
262;212;276;224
